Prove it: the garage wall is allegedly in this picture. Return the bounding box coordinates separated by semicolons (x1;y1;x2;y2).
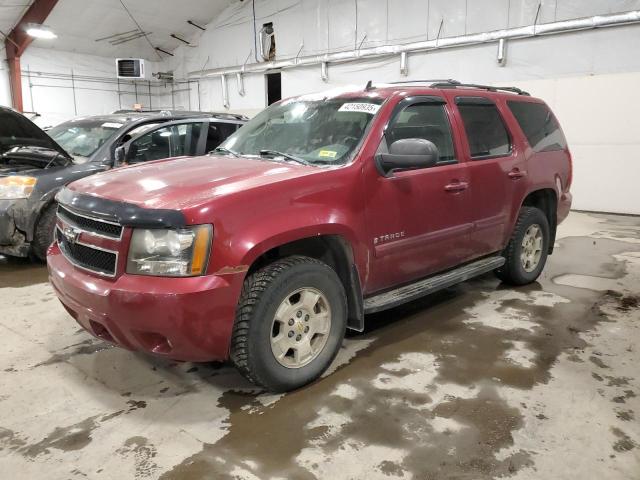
16;47;174;127
162;0;640;214
0;48;11;108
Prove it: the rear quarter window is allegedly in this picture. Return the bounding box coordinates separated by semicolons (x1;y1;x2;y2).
507;101;567;152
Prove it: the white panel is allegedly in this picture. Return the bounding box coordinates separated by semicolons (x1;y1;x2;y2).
328;0;357;51
569;144;640;214
555;0;640;21
302;0;330;54
508;0;557;27
467;0;509;34
553;74;640;146
268;0;306;58
427;0;467;38
387;0;428;42
0;48;11;107
356;0;388;48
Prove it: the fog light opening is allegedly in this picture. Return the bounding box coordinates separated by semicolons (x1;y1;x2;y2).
89;321;115;343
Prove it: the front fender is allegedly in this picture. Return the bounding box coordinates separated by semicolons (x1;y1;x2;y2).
210;206;366;277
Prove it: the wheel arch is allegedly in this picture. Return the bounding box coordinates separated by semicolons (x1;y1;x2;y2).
244;232;365;332
520;188;558;254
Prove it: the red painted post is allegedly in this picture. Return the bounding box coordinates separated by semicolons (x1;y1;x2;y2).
4;0;60;111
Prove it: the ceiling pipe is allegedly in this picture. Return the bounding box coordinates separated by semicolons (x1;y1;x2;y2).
189;10;640;79
4;0;60;112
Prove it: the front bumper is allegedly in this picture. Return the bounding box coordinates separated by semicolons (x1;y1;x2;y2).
0;200;30;257
47;242;245;362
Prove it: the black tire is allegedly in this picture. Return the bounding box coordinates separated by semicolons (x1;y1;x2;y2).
495;206;550;286
32;203;57;262
230;255;347;392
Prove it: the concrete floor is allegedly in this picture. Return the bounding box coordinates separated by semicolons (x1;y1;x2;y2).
0;211;639;480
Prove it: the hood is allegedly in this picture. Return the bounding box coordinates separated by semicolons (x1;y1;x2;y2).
0;145;72;171
0;107;72;161
67;155;320;210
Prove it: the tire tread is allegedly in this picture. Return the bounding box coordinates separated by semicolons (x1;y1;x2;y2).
496;206;549;285
230;255;326;389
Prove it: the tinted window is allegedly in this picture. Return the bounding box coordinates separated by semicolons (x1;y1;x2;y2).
388;103;456;163
127;123;202;164
174;122;202;156
458;103;511;158
205;122;238;153
508;101;567;152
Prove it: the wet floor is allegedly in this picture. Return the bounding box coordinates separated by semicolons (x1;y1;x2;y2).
0;212;639;479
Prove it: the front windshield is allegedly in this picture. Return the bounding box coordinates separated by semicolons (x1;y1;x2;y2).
48;120;124;163
220;96;383;165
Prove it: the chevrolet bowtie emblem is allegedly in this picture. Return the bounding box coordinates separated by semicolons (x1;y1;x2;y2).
63;226;81;244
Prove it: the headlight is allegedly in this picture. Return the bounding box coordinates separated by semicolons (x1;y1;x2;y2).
126;225;212;277
0;176;37;199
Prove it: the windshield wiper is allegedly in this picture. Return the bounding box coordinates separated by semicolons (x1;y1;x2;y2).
211;146;239;157
259;150;311;166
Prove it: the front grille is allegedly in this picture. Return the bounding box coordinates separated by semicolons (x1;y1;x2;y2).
57;205;123;239
57;228;117;276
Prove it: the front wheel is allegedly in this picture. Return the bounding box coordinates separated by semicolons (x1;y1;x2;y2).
230;256;347;392
32;203;58;262
495;206;550;286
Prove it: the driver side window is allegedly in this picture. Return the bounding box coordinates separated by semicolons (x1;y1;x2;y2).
387;103;456;164
127;123;202;164
128;126;174;163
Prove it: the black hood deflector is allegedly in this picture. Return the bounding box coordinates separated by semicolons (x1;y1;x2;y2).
56;187;187;229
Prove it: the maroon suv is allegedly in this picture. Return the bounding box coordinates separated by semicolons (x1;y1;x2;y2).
47;80;572;392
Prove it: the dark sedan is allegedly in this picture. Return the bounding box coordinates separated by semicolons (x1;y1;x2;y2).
0;108;247;259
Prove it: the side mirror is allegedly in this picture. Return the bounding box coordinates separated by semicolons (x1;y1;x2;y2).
376;138;439;176
114;145;128;167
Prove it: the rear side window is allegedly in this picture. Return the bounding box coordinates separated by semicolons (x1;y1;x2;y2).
205;122;238;153
508;101;567;152
457;101;511;158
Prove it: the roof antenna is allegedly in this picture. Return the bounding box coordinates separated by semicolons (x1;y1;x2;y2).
365;80;373;91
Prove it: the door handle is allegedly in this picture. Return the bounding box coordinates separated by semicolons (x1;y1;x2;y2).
444;181;469;192
508;169;527;179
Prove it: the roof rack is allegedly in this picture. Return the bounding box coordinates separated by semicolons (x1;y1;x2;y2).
365;79;459;90
430;80;530;96
365;79;529;96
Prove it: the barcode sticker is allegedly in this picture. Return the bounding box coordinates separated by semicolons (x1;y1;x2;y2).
338;103;381;115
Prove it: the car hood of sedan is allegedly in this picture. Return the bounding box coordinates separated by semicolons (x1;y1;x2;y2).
66;154;320;211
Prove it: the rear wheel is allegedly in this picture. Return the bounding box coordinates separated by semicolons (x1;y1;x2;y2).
32;203;57;262
230;256;347;392
495;206;550;285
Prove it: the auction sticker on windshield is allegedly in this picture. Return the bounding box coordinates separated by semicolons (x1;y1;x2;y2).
338;103;381;115
102;122;123;129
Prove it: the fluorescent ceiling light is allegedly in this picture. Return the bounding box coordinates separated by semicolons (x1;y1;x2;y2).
25;24;57;39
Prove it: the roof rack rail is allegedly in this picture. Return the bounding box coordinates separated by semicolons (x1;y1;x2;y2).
388;79;461;85
430;80;530;96
365;79;529;96
365;79;460;91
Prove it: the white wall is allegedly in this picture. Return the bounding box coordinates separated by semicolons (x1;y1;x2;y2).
0;47;12;107
160;0;640;214
520;72;640;216
19;47;170;127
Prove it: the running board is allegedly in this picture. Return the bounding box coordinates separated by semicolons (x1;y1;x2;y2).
364;256;505;314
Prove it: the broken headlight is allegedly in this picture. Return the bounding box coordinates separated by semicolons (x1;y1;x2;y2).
126;225;212;277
